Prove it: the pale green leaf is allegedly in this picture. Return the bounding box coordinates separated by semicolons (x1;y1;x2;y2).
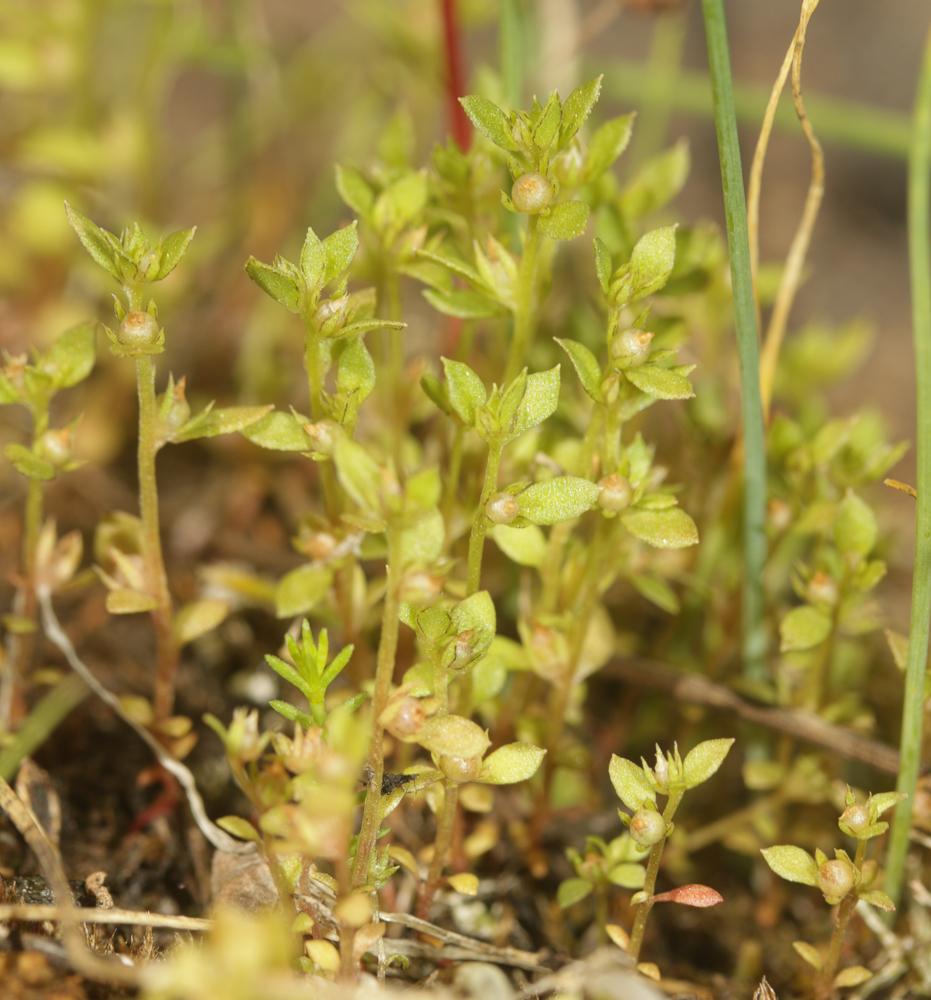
761;846;819;887
621;507;699;548
479;743;545;784
517;476;599;525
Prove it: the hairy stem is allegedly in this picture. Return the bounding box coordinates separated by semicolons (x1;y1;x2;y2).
351;523;402;887
505;217;540;383
887;26;931;910
628;789;683;962
136;356;176;722
816;840;867;1000
701;0;768;686
466;440;503;594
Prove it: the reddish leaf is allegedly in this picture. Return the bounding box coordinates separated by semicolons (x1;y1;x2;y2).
650;884;724;908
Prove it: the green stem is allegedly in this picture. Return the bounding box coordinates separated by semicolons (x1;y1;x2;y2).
418;780;458;918
136;355;176;722
541;516;610;805
887;27;931;911
701;0;768;686
305;332;341;519
601;60;912;160
466;440;503;594
505;217;541;383
351;522;403;888
628;789;683;962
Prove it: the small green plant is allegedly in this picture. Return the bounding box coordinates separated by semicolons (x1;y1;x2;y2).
65;206;269;726
607;738;734;965
762;789;901;998
0;323;95;725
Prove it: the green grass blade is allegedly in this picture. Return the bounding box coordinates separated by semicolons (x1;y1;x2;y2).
500;0;529;108
700;0;768;684
886;27;931;910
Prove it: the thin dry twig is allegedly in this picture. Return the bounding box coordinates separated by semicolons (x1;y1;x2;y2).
37;585;250;855
605;656;900;774
0;903;211;932
747;0;825;419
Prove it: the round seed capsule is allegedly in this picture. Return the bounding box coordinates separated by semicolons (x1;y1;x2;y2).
611;329;654;369
439;754;483;783
817;859;856;901
118;310;160;349
511;173;555;215
598;474;633;512
629;809;667;848
486;493;520;525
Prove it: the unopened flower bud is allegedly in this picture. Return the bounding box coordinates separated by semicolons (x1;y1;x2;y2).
439;753;483;784
817;858;857;902
118;310;160;349
37;428;72;468
161;379;191;435
486;493;519;525
598;474;632;513
314;295;348;332
629;809;666;848
304;420;338;456
808;571;838;607
453;630;476;666
511;173;554;215
302;530;339;562
768;498;792;532
611;329;654;369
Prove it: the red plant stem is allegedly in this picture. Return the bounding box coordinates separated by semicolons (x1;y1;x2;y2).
440;0;471;150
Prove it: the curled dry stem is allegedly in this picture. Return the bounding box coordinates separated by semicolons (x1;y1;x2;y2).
747;0;824;420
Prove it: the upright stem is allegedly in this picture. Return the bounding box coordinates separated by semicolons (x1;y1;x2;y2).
466;440;503;594
0;408;49;729
504;218;541;383
701;0;768;685
816;840;867;1000
628;789;683;962
351;523;403;888
136;356;176;722
541;516;609;803
887;27;931;910
305;332;340;520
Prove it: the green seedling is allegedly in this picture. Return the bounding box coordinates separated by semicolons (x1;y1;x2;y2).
762;789;901;999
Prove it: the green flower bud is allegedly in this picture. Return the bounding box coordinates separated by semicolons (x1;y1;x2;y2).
629;808;666;848
598;474;632;513
486;493;519;525
511;173;554;215
611;329;653;369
